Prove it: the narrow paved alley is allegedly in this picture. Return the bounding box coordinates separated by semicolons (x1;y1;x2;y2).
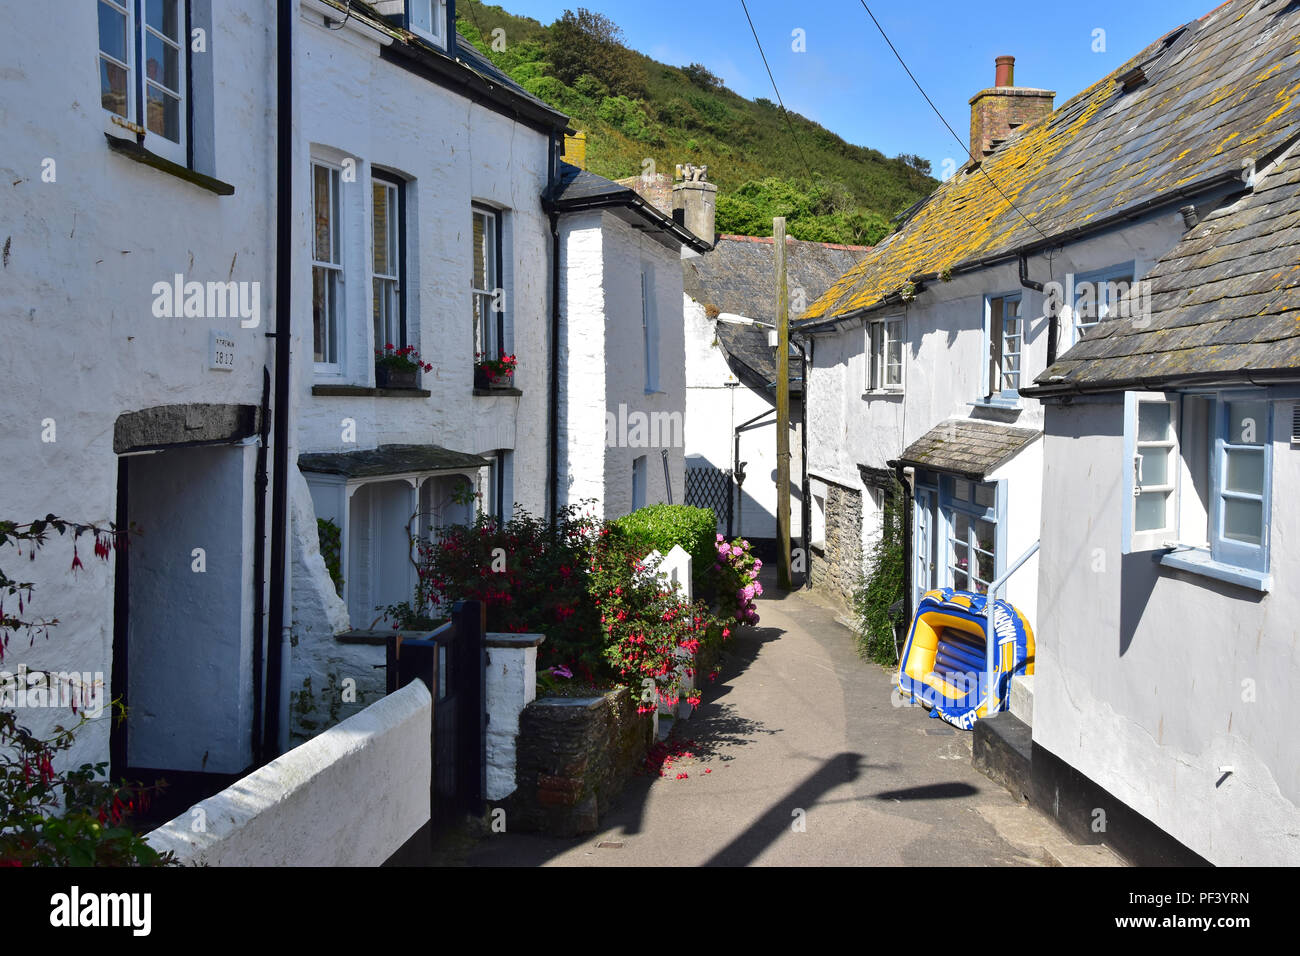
465;577;1107;866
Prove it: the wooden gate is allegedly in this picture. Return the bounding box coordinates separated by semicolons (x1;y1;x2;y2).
386;600;486;824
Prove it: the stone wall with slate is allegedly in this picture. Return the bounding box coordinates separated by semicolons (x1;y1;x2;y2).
810;480;862;611
505;687;653;836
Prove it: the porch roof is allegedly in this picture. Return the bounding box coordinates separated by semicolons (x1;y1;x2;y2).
899;420;1039;479
298;444;491;479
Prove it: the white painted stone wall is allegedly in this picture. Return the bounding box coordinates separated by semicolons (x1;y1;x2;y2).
0;2;276;772
148;679;432;866
683;296;803;539
485;638;540;800
802;210;1198;608
1033;396;1300;866
558;210;686;518
289;8;558;731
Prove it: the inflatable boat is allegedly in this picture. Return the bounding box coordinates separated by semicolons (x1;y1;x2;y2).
896;588;1034;730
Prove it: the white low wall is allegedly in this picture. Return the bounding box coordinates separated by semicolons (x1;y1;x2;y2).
147;680;432;867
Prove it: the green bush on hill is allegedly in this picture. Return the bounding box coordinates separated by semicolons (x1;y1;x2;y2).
456;1;937;244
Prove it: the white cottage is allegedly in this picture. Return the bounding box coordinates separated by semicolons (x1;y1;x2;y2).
1020;140;1300;866
549;163;710;519
0;2;277;790
793;1;1295;637
682;235;867;552
285;0;571;735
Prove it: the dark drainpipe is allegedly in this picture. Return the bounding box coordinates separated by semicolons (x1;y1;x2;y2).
546;134;561;525
1019;252;1054;366
252;367;270;761
264;0;294;758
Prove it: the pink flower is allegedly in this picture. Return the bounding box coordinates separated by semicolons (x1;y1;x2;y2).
550;664;573;679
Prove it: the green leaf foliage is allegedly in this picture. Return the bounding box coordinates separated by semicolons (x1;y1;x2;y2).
853;482;907;666
611;504;717;598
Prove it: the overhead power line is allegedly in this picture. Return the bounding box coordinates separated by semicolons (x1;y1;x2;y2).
857;0;1051;243
738;0;812;175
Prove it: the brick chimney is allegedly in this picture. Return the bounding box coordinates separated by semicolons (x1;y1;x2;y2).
969;56;1055;160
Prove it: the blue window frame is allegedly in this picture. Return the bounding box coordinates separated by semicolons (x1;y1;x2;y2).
916;472;1007;595
1070;262;1135;344
1124;389;1274;588
983;293;1022;403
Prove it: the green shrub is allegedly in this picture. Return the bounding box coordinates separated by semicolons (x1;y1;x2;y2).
852;483;907;666
317;518;344;597
612;504;716;597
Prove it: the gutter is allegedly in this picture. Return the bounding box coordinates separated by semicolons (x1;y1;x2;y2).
1025;366;1300;400
264;0;295;758
549;191;712;254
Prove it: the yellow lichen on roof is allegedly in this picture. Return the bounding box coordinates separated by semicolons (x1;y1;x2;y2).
800;0;1300;325
801;78;1113;321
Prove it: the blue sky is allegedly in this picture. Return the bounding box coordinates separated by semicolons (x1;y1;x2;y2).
491;0;1217;174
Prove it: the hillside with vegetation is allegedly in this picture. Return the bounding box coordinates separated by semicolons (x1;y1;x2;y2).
455;3;938;245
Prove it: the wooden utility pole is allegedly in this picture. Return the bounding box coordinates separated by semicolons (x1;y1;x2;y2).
774;217;792;590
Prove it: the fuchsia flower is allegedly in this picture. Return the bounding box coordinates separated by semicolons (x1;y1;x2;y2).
550;664;573;679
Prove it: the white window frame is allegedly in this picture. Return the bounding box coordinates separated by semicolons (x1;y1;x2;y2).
312;160;345;373
97;0;188;166
472;204;503;362
866;316;904;392
407;0;448;49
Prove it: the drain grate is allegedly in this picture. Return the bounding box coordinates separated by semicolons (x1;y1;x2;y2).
595;841;624;849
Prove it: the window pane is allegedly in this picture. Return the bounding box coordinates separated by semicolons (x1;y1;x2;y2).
313;166;333;262
313;268;334;363
146;85;180;142
1225;448;1264;496
472;212;487;290
145;0;180;40
145;32;180;92
1227;401;1267;446
1138;446;1168;486
1135;491;1168;532
1223;498;1263;545
373;184;391;275
952;480;970;502
974;484;995;509
1137;402;1171;442
98;2;128;60
99;59;129;116
409;0;434;33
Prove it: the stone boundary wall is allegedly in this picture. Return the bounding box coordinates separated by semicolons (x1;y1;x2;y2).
146;681;432;866
505;686;653;837
810;478;862;611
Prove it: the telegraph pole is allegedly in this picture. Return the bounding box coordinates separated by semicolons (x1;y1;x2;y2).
774;217;792;590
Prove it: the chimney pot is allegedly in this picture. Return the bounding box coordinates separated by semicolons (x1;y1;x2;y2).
995;55;1015;88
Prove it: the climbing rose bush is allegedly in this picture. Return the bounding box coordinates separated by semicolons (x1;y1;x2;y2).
710;535;762;626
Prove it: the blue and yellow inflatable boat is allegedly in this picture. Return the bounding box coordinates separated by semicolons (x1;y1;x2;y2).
896;589;1034;730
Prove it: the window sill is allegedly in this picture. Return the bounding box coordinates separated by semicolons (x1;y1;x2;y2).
1159;548;1271;593
104;132;234;196
473;388;522;397
312;384;431;398
863;388;905;399
970;397;1021;410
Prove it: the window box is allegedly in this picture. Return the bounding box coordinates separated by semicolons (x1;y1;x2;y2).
375;366;419;390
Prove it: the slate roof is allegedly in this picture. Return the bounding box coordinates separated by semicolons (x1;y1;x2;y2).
315;0;569;130
683;235;867;386
299;445;491;479
1026;144;1300;394
899;420;1041;479
798;0;1300;327
550;163;712;252
684;235;868;320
